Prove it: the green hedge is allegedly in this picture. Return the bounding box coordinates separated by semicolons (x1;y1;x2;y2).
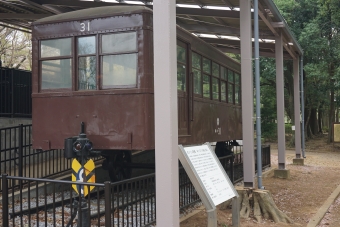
261;123;293;140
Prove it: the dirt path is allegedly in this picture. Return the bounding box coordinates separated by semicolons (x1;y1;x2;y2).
180;136;340;227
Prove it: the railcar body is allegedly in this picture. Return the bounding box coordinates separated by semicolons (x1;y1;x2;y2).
31;6;242;180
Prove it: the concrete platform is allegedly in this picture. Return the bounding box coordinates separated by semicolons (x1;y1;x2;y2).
293;158;305;165
274;168;290;179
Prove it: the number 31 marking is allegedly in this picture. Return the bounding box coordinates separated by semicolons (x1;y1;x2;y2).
80;22;90;32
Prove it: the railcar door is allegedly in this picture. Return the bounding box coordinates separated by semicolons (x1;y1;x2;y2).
177;41;190;135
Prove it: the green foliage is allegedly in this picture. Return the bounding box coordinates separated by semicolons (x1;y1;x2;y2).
262;122;277;141
267;0;340;137
285;124;293;135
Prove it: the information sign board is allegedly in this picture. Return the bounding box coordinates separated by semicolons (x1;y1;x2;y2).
183;145;237;205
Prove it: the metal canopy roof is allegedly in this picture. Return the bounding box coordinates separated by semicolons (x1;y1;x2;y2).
0;0;302;59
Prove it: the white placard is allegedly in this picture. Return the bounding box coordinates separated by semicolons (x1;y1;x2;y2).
183;145;237;205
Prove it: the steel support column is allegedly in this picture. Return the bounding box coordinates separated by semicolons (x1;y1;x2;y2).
300;56;306;158
275;32;286;169
293;57;302;158
240;0;255;187
154;0;179;226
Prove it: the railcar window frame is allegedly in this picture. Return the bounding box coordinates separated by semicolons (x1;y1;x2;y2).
39;37;73;92
100;31;138;89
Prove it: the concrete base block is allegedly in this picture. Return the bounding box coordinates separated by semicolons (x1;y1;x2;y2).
274;169;290;179
293;158;304;165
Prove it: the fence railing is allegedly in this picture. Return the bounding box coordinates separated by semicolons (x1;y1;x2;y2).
1;145;271;226
0;124;104;191
0;67;32;118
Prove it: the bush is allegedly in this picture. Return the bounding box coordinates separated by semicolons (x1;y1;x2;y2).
285;123;293;135
262;122;277;140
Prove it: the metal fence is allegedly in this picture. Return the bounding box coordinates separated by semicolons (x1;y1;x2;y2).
1;124;75;190
0;67;32;118
1;146;270;226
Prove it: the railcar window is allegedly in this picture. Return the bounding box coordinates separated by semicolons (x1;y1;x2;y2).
202;58;211;99
192;53;202;95
102;54;137;87
78;56;96;90
212;62;219;100
77;36;96;90
221;66;227;80
177;45;186;91
41;38;71;58
221;82;227;101
40;38;72;90
203;75;210;98
228;70;234;103
212;62;219;77
203;58;211;74
78;36;96;55
235;73;241;104
220;66;227;102
41;59;72;89
102;32;137;53
212;77;219;100
192;52;201;69
177;64;186;91
101;32;138;88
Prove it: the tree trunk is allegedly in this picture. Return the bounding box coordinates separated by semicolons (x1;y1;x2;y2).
305;108;312;139
235;187;293;224
318;108;323;133
310;108;318;135
328;62;335;143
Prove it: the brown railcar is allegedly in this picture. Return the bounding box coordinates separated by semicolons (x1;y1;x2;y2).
31;6;242;181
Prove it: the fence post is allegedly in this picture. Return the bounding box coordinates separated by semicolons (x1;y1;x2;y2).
2;174;9;227
18;124;23;178
104;181;111;227
230;154;234;183
268;145;272;166
11;69;14;118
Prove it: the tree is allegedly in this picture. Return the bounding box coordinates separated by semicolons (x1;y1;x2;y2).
271;0;340;142
0;26;32;70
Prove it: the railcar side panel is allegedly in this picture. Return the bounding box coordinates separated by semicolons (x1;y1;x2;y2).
32;94;154;150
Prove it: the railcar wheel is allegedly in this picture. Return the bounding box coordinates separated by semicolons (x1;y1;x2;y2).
105;151;132;182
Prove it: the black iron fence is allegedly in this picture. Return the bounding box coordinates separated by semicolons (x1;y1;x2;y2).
0;67;32;118
1;146;271;226
1;173;158;227
1;124;80;191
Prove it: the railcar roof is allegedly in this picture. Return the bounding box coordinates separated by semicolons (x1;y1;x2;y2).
34;6;151;24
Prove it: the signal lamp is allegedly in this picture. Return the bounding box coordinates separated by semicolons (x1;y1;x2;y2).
85;142;93;151
74;142;82;151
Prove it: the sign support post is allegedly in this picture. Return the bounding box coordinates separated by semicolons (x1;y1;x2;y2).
232;196;240;226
